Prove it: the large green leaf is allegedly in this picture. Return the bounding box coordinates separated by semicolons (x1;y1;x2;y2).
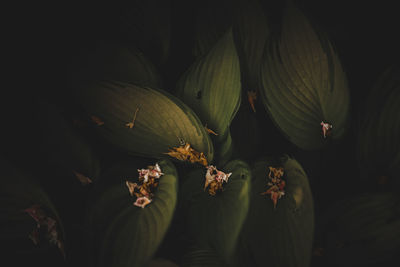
233;0;269;92
242;155;314;267
72;81;214;162
192;0;234;58
85;159;178;267
71;41;162;89
357;67;400;184
35;99;100;182
317;192;400;267
181;248;225;267
176;28;241;161
181;160;251;263
260;1;350;150
0;159;66;265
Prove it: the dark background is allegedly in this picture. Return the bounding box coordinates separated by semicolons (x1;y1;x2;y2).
3;0;399;266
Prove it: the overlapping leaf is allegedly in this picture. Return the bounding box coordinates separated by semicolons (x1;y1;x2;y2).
85;159;178;267
181;248;225;267
181;160;251;263
242;156;314;267
357;67;400;182
260;1;350;150
233;0;269;93
73;81;214;162
71;41;162;89
176;28;241;162
318;192;400;266
36;100;100;182
0;159;65;264
192;0;234;58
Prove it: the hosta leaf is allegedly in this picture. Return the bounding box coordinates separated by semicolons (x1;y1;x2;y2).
193;0;234;58
0;159;66;264
72;81;213;163
260;1;350;150
181;160;251;263
233;0;269;92
85;159;178;267
318;193;400;267
357;67;400;184
176;29;241;161
242;155;314;267
118;0;171;66
182;248;225;267
71;41;162;89
36;99;100;182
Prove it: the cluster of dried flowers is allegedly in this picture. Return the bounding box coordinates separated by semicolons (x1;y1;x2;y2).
165;143;208;166
126;163;164;208
204;165;232;196
261;166;286;209
166;141;232;196
23;205;65;257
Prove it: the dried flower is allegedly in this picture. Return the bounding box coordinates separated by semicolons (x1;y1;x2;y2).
127;163;164;208
23;205;64;257
165;143;208;166
204;165;232;195
261;166;286;209
320;121;332;138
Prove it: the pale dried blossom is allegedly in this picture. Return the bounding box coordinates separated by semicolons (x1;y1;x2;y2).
204;165;232;196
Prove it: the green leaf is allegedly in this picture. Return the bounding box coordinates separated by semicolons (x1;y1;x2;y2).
182;248;226;267
242;155;314;267
36;99;101;182
85;159;178;267
233;0;270;92
176;29;241;161
0;159;65;263
181;160;251;263
357;66;400;183
73;81;214;162
318;192;400;267
193;0;234;58
71;41;162;89
260;1;350;150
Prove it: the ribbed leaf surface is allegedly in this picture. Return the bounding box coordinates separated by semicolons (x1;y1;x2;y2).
243;156;314;267
0;160;65;264
319;193;400;267
182;248;225;267
71;41;162;89
260;1;350;150
181;160;251;262
73;81;213;162
357;67;400;182
85;159;178;267
233;0;269;92
176;29;241;160
193;0;233;57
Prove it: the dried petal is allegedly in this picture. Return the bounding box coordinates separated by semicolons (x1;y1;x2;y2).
205;124;218;136
134;196;152;208
165;143;208;166
90;115;104;126
320;121;333;138
73;171;93;185
247;90;257;113
126;181;138;196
